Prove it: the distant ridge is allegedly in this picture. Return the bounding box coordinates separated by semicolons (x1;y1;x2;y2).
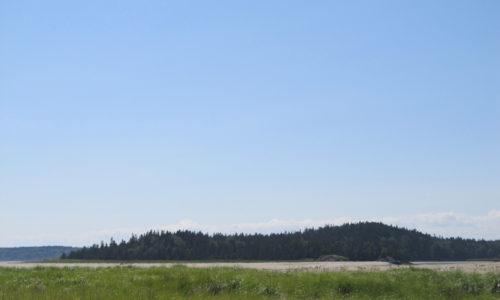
65;222;500;261
0;246;79;261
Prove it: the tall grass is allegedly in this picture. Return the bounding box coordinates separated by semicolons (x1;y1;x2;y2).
0;266;499;299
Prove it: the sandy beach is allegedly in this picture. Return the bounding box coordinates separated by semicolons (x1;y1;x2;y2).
1;261;499;273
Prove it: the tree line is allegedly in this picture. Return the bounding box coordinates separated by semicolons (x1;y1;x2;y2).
64;222;500;261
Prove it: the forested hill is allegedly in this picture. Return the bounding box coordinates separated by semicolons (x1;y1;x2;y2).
64;222;500;261
0;246;79;261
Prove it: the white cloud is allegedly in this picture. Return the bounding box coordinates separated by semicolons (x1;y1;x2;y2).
2;210;500;247
375;210;500;240
157;217;353;234
146;211;500;241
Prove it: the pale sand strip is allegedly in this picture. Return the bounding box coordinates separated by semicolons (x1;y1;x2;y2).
0;261;499;273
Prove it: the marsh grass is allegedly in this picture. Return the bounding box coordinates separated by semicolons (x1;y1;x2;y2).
0;266;499;299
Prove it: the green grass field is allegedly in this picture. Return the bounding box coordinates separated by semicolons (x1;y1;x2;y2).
0;266;499;299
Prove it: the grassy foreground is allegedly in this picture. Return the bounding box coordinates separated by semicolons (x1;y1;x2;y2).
0;266;499;299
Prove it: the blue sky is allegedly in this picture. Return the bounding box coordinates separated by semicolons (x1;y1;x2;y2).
1;0;499;246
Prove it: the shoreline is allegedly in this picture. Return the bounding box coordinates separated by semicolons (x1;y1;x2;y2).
1;261;499;273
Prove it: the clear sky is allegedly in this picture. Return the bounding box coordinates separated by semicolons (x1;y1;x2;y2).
1;0;499;246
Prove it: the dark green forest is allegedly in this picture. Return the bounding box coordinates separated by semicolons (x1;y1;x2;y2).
64;222;500;261
0;246;79;261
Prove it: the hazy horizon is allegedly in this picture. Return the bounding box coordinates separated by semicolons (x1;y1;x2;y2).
2;212;500;248
1;0;499;247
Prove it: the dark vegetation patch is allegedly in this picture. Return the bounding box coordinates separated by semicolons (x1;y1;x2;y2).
65;222;500;261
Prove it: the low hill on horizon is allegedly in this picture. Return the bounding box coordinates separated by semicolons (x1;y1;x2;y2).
0;246;80;261
65;222;500;261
